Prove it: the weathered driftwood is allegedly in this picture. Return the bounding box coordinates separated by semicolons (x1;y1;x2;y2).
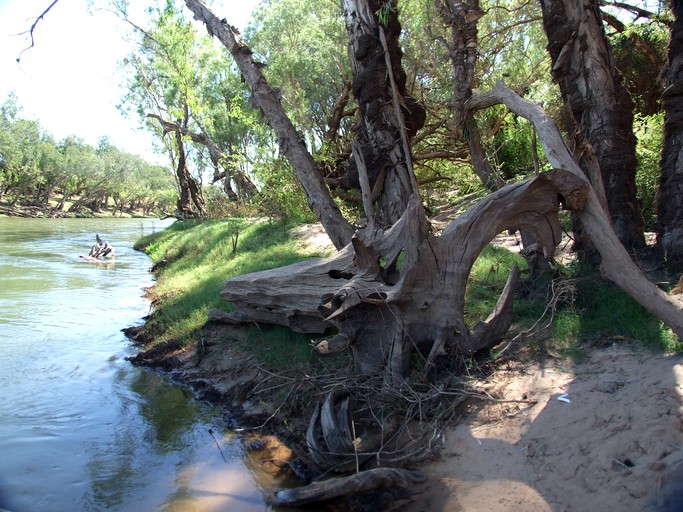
305;387;396;472
272;467;427;507
209;244;357;334
214;169;588;382
467;81;683;338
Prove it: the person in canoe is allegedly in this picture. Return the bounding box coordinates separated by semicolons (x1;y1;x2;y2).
83;234;115;261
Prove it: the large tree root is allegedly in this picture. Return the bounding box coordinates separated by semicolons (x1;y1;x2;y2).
211;169;588;383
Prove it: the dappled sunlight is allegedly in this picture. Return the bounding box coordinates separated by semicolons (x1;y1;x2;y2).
408;346;683;511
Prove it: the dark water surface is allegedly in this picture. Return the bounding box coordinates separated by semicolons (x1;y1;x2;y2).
0;218;269;511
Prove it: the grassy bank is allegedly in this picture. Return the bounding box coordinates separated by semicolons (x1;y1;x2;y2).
133;219;680;374
133;218;334;366
470;245;680;354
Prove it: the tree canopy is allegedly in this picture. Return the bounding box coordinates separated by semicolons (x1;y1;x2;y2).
0;93;176;216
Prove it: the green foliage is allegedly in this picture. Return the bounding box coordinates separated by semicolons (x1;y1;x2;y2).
247;0;351;144
466;244;527;325
490;115;549;180
610;22;668;116
376;1;395;26
0;94;175;215
135;218;332;352
250;153;314;223
634;113;663;230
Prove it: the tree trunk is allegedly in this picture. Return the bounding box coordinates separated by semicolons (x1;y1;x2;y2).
342;0;426;226
147;113;258;200
183;0;354;249
540;0;645;253
659;0;683;274
437;0;550;275
174;129;195;218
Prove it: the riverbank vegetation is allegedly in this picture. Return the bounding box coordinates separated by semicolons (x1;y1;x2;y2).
7;0;683;505
132;218;333;356
0;94;177;218
129;216;680;506
135;218;679;370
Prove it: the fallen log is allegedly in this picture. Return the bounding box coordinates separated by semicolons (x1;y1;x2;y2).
272;467;427;507
216;169;587;383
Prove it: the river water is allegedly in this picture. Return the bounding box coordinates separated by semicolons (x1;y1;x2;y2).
0;217;270;512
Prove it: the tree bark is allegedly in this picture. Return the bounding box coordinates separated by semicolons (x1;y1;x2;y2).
183;0;354;249
540;0;645;252
342;0;426;226
174;128;206;218
436;0;506;190
659;0;683;274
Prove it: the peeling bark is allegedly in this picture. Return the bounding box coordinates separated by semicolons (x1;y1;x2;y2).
540;0;645;252
342;0;426;225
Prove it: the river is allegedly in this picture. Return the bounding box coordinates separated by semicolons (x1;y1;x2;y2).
0;217;271;512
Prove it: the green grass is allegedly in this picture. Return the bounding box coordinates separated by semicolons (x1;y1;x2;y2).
138;219;680;373
466;246;681;356
564;265;680;351
135;218;333;356
465;244;530;323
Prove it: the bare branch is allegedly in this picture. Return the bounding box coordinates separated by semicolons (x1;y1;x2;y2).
16;0;61;62
467;81;683;338
600;0;670;23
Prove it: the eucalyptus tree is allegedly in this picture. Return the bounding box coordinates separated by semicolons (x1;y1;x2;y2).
539;0;646;254
247;0;352;150
0;110;59;207
121;1;214;217
57;136;107;212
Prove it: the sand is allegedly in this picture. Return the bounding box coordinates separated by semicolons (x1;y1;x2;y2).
406;344;683;511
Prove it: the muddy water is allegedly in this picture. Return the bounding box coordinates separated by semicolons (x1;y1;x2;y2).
0;218;272;512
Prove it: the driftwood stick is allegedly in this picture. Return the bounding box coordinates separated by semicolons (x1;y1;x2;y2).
272;467;427;507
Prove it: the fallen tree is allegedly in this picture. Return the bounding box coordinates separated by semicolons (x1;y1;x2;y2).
211;168;587;383
188;0;683;380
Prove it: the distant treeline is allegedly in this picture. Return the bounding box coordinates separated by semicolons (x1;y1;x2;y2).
0;93;178;217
